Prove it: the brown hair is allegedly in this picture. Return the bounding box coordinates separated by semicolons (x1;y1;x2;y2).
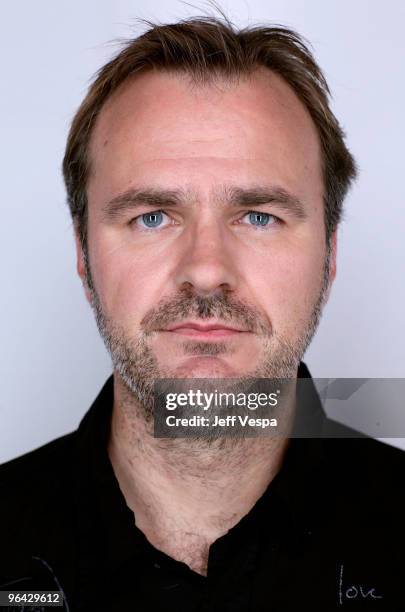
62;15;357;249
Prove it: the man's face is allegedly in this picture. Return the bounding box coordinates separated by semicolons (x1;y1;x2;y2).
76;69;336;406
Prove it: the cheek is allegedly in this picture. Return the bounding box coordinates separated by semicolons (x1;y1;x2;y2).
89;236;169;327
247;244;325;328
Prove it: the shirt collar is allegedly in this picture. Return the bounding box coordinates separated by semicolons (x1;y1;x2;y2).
72;362;329;581
72;376;140;584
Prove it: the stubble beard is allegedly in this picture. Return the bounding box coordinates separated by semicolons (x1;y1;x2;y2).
82;245;331;438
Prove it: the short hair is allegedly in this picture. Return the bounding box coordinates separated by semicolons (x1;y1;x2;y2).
62;15;357;249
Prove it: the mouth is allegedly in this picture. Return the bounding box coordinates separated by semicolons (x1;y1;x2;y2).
161;321;251;340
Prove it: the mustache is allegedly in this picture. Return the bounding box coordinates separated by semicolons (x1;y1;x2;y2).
140;288;271;336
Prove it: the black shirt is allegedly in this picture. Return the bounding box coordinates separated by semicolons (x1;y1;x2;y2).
1;363;404;611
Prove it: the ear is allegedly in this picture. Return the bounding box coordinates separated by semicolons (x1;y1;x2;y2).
74;231;93;306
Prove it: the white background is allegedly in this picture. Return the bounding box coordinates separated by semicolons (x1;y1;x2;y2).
1;0;404;463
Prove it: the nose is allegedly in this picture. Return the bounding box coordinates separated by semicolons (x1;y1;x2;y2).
174;218;239;296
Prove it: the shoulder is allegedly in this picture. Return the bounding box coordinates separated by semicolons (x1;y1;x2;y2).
323;416;405;457
0;431;76;487
0;432;79;590
320;417;405;506
0;432;78;529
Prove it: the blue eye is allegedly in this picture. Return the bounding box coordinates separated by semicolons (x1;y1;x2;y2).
247;211;275;227
142;211;163;227
135;210;167;229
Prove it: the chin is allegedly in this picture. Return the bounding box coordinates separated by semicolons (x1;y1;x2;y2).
169;356;242;379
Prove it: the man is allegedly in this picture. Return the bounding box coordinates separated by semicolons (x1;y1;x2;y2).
1;15;404;612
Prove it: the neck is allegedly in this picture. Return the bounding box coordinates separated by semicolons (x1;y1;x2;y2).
107;374;294;575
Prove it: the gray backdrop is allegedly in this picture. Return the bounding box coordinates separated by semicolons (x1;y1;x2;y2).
1;0;404;463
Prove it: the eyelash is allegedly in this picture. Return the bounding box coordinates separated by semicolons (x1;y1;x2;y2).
129;210;282;231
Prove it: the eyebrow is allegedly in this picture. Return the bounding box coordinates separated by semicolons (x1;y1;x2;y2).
101;185;308;221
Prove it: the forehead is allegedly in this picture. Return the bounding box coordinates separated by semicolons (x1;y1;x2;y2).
87;68;323;205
